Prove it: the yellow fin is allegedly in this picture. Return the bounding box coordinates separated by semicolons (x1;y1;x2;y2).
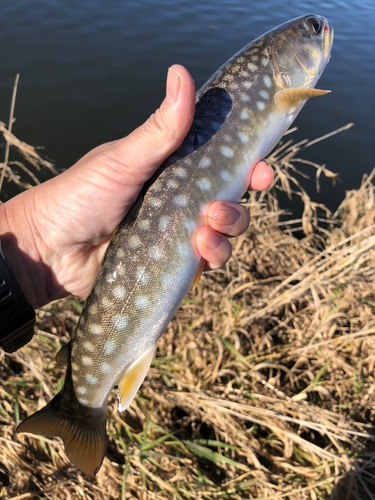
17;396;107;476
190;257;206;291
118;345;156;412
56;343;70;366
275;88;331;114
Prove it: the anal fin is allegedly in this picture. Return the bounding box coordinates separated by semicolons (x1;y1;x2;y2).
118;345;156;412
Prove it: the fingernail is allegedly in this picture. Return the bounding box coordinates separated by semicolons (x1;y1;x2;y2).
196;229;222;251
166;67;181;104
208;204;238;225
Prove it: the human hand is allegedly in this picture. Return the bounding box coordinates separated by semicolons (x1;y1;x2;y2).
0;65;273;309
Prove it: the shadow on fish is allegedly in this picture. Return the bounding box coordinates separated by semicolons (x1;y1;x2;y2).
17;14;334;476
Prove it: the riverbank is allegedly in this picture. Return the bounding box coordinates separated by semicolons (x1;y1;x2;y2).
1;127;374;499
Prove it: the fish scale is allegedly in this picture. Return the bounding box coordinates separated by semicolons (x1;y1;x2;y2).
17;14;334;476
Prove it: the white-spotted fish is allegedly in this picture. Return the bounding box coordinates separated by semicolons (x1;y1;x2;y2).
17;15;334;475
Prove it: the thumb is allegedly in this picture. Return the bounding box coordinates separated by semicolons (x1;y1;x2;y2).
106;65;195;186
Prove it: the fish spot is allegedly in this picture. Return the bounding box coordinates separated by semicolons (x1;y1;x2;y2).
136;266;150;284
261;57;268;67
174;166;187;178
150;246;164;260
152;180;163;191
173;194;188;207
259;90;269;100
128;235;141;249
116;265;126;276
256;101;266;111
263;75;272;88
101;297;113;309
242;81;252;89
245;48;258;56
197;178;212;191
236;56;245;63
71;363;79;371
176;243;189;258
75;329;83;340
161;274;174;288
116;248;125;258
220;170;232;182
89;304;98;315
247;62;257;71
184;219;197;233
240;70;250;78
136;296;149;309
83;342;95;352
229;83;239;90
100;363;111;374
113;315;128;330
89;324;103;335
78;398;88;405
158;216;170;232
240;109;249;120
238;132;249;143
77;386;87;395
72;374;78;382
241;95;250;102
220;146;234;158
167;179;179;190
104;340;116;355
149;197;162;208
86;374;98;385
199;157;211;168
82;356;93;366
252;55;259;62
113;286;127;300
138;219;150;231
223;134;233;142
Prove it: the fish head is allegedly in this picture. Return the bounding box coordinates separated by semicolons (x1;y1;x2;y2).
270;14;334;91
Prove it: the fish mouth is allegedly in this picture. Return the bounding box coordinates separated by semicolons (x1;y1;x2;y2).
323;19;334;60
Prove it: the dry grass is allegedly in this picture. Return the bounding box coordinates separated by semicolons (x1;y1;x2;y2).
1;102;375;499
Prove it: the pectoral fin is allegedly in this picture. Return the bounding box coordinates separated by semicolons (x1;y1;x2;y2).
118;345;156;412
275;88;331;114
190;257;206;290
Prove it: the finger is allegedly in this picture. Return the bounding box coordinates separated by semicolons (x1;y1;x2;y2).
195;227;232;271
104;65;195;186
207;201;250;237
249;160;274;191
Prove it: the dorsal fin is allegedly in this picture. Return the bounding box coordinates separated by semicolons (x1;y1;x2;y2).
56;342;70;365
275;88;331;114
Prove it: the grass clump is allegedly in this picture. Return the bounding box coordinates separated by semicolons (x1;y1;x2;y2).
1;90;375;499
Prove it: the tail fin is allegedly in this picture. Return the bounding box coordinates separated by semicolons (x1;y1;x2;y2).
17;395;107;476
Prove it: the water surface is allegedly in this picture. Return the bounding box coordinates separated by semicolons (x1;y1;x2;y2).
0;0;374;211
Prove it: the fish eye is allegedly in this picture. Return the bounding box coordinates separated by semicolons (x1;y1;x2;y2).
307;16;322;34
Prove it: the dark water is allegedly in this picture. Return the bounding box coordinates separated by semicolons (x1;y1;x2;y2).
0;0;374;211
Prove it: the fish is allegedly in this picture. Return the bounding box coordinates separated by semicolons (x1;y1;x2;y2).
17;14;334;475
